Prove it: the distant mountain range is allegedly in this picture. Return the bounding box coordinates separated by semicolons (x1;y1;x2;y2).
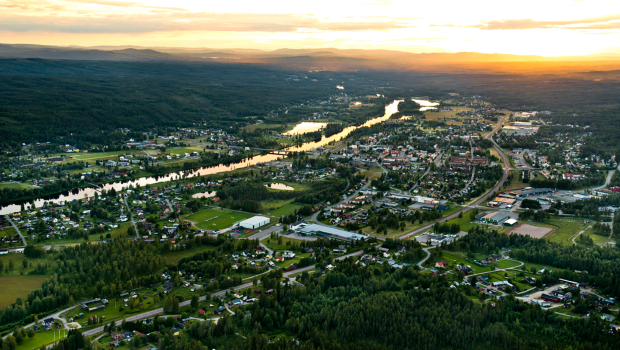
1;44;620;72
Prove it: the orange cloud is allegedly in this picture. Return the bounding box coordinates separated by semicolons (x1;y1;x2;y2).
472;14;620;30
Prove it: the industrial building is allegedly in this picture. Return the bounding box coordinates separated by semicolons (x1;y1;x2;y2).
297;224;369;241
508;188;554;198
238;216;270;229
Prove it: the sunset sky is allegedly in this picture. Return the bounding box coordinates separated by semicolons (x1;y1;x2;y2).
2;0;620;56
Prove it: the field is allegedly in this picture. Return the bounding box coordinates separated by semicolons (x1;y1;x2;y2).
0;182;34;189
167;147;203;155
0;253;47;275
105;222;134;239
161;245;217;264
191;209;255;231
361;170;383;180
539;219;589;244
0;275;49;307
507;223;553;239
264;202;303;217
424;107;475;118
71;150;140;161
15;328;70;350
263;236;305;252
503;171;528;191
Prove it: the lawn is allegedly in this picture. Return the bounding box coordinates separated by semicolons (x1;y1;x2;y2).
538;218;589;244
361;170;383;180
0;182;33;189
589;233;610;246
0;254;47;275
443;215;483;233
263;236;305;252
72;150;138;161
0;226;19;247
264;202;303;217
105;222;133;239
167;147;203;155
195;211;254;231
161;245;217;264
185;209;224;222
430;251;492;274
15;328;69;350
0;275;50;307
503;171;529;191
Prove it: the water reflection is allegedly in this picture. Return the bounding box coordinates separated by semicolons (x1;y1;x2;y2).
266;183;294;191
0;100;401;215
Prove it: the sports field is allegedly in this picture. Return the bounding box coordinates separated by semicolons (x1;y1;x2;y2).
0;275;49;307
187;209;255;231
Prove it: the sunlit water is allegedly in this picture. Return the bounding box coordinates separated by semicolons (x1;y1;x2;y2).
0;100;401;215
283;122;327;135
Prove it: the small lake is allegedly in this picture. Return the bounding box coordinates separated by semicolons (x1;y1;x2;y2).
192;191;216;198
266;183;294;191
413;99;440;111
284;122;327;135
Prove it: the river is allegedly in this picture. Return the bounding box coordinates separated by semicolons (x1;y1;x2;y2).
0;100;401;215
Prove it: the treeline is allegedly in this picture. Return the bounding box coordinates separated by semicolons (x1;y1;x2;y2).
530;176;605;190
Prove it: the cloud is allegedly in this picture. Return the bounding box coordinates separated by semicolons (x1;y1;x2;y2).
0;12;413;34
473;14;620;30
63;0;189;12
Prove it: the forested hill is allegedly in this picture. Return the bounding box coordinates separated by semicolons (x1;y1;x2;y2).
0;59;374;142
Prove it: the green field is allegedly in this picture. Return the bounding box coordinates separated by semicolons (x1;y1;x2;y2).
0;182;33;189
540;219;589;244
105;222;134;239
0;275;49;307
15;328;69;350
185;209;226;222
194;210;254;231
0;253;47;275
72;150;138;160
264;202;303;217
161;245;217;264
264;236;305;252
167;147;202;155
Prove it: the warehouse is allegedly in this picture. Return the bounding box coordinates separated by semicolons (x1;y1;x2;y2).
508;188;554;198
238;216;270;229
481;212;510;225
297;224;369;241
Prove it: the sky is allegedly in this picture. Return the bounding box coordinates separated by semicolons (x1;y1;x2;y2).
2;0;620;56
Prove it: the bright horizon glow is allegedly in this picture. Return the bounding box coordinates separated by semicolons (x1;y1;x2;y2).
2;0;620;56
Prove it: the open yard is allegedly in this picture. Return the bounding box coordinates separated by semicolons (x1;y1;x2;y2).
264;202;303;217
15;328;69;350
506;223;553;239
194;210;255;231
538;219;589;244
0;275;49;307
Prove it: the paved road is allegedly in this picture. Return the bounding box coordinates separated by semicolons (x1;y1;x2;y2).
5;215;27;246
400;117;510;240
594;164;619;190
123;195;139;238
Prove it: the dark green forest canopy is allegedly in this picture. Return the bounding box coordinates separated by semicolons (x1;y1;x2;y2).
0;59;379;142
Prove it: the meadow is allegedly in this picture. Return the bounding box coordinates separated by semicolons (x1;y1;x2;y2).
0;275;49;307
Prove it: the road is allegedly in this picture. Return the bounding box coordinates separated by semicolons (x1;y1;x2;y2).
42;249;367;339
410;151;444;193
400;117;510;240
123;195;139;238
594;164;619;190
5;215;27;246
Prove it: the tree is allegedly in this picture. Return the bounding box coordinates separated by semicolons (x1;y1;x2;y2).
191;295;199;309
172;298;180;314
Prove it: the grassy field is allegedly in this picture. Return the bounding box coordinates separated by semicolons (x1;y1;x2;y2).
0;182;34;189
424;107;475;118
0;275;49;307
185;209;224;222
589;233;610;246
105;222;133;239
0;254;47;275
15;328;69;350
0;226;19;247
71;150;139;161
264;202;303;217
503;171;528;191
194;210;255;231
442;215;483;233
161;245;217;264
361;170;383;180
263;236;305;252
539;218;589;244
167;147;203;155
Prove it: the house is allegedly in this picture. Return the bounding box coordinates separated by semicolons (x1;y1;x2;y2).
110;341;120;348
541;294;560;303
435;261;448;268
214;306;227;315
198;309;205;315
42;317;54;326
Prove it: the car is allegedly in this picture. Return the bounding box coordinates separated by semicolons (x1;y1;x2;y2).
526;295;529;297
190;289;195;292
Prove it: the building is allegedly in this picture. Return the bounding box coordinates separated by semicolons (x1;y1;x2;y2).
238;216;270;229
481;212;510;225
509;188;554;198
503;219;518;226
297;224;369;241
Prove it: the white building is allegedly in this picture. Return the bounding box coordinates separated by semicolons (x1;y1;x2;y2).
238;216;270;229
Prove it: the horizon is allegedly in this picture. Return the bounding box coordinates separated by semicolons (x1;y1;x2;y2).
2;0;620;56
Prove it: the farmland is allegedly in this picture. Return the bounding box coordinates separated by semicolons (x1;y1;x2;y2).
0;275;49;307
